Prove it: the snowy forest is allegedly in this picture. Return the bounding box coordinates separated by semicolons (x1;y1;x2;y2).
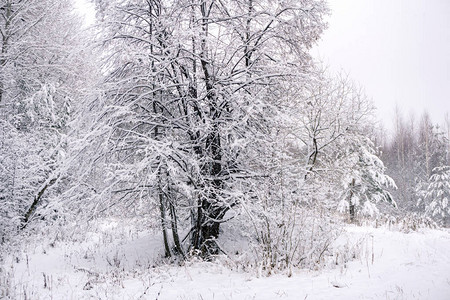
0;0;449;299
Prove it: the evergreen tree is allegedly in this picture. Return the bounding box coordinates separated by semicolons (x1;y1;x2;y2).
417;166;450;227
337;133;397;221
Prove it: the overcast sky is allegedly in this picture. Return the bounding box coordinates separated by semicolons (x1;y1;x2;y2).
313;0;450;131
74;0;95;26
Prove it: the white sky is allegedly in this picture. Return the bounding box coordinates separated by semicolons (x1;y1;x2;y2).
73;0;95;26
313;0;450;131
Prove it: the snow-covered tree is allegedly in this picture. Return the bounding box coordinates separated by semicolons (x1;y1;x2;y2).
0;0;93;241
283;71;397;221
73;0;329;257
417;166;450;227
336;133;397;221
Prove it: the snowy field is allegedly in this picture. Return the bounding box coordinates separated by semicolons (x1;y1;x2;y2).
2;224;450;300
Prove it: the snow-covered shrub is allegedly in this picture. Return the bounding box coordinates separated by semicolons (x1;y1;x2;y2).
240;196;340;276
395;213;438;232
363;212;437;232
272;210;337;274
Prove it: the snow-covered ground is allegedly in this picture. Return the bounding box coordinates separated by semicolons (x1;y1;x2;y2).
2;224;450;299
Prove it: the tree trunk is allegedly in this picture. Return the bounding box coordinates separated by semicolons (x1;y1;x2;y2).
169;201;185;258
21;175;58;230
190;1;227;257
349;178;356;223
0;1;12;104
158;179;171;258
193;205;228;257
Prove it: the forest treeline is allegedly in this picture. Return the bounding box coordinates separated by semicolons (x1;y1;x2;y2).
379;110;449;225
0;0;448;272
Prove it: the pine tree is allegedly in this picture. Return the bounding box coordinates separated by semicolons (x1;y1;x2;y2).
337;133;397;221
417;166;450;227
